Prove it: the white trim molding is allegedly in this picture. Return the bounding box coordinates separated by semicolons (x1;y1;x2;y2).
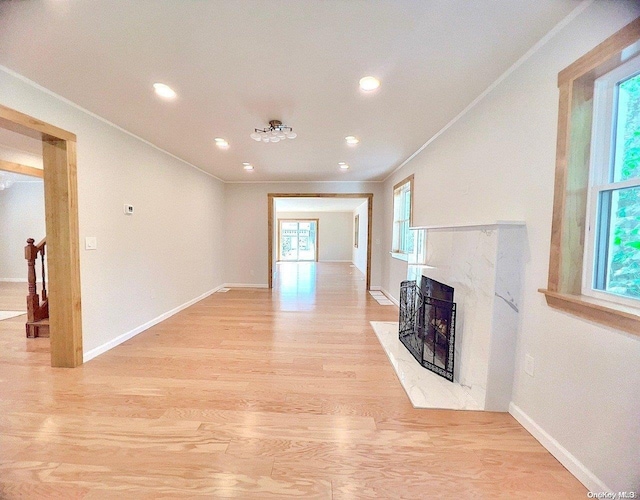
0;278;28;283
83;285;224;363
509;402;611;493
223;283;269;289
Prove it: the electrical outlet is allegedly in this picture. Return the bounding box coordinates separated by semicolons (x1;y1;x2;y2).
124;204;134;215
524;354;535;377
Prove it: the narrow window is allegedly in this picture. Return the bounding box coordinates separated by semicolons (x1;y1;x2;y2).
392;175;414;255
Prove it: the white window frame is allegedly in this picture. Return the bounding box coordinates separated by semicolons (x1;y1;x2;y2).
582;55;640;308
391;175;414;258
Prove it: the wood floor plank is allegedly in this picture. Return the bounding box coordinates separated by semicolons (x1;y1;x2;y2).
0;263;586;496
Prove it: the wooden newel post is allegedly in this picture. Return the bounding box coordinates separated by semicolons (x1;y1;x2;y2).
25;238;39;336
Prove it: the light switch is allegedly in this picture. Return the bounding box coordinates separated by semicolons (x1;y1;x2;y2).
524;354;534;377
85;237;97;250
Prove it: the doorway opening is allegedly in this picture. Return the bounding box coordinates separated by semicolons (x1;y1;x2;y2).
268;193;373;290
0;104;83;368
0;131;46;343
278;219;318;262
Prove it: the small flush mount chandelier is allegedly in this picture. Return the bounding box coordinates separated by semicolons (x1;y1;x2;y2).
250;120;297;143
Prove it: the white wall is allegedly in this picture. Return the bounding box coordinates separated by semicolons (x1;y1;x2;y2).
382;2;640;492
224;182;384;287
276;211;352;262
0;67;226;355
0;181;45;280
352;201;368;276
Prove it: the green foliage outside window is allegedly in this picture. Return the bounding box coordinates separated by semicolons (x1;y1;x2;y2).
608;74;640;299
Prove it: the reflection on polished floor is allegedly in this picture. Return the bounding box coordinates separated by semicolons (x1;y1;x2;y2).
0;263;585;497
0;281;49;359
274;261;367;307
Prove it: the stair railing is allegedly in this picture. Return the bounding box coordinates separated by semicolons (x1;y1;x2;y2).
25;238;48;335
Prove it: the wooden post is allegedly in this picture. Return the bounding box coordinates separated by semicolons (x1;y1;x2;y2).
1;104;82;366
25;238;39;338
43;138;83;367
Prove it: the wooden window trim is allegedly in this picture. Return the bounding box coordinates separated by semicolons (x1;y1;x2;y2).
541;17;640;337
392;174;414;254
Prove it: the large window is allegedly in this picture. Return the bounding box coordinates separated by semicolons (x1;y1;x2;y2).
392;175;414;256
584;58;640;305
542;17;640;336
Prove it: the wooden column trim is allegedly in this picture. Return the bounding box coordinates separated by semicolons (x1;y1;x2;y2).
0;103;83;368
0;104;76;142
0;159;44;178
43;138;83;367
366;195;373;290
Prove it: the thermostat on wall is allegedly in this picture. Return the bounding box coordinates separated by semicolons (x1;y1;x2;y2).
124;204;134;215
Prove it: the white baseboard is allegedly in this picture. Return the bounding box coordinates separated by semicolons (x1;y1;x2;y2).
509;402;610;493
83;284;224;363
0;278;27;283
320;260;352;263
223;283;269;289
369;285;382;291
381;288;400;307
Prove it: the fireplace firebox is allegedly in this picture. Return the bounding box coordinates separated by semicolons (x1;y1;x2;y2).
399;276;456;381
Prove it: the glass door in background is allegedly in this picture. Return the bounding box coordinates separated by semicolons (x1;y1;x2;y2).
279;220;317;261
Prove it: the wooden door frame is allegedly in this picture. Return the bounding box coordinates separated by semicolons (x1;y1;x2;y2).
0;159;44;179
0;104;83;368
277;218;320;262
268;193;373;289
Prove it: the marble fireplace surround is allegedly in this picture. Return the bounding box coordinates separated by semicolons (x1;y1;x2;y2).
397;221;526;411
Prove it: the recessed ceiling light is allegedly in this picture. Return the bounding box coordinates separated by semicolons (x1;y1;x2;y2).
338;162;350;170
345;136;359;145
153;83;177;99
243;163;254;171
359;76;380;92
215;138;229;149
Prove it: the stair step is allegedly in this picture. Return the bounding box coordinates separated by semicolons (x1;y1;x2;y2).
27;318;49;326
26;318;50;338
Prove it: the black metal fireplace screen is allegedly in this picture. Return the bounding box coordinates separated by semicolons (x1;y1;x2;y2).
399;278;456;381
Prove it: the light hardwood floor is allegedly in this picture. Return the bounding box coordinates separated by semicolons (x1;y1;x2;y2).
0;263;586;498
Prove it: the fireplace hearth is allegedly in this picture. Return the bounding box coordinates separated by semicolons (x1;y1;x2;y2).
399;276;456;381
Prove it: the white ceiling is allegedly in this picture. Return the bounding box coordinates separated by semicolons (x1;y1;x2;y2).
276;197;367;213
0;1;580;182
